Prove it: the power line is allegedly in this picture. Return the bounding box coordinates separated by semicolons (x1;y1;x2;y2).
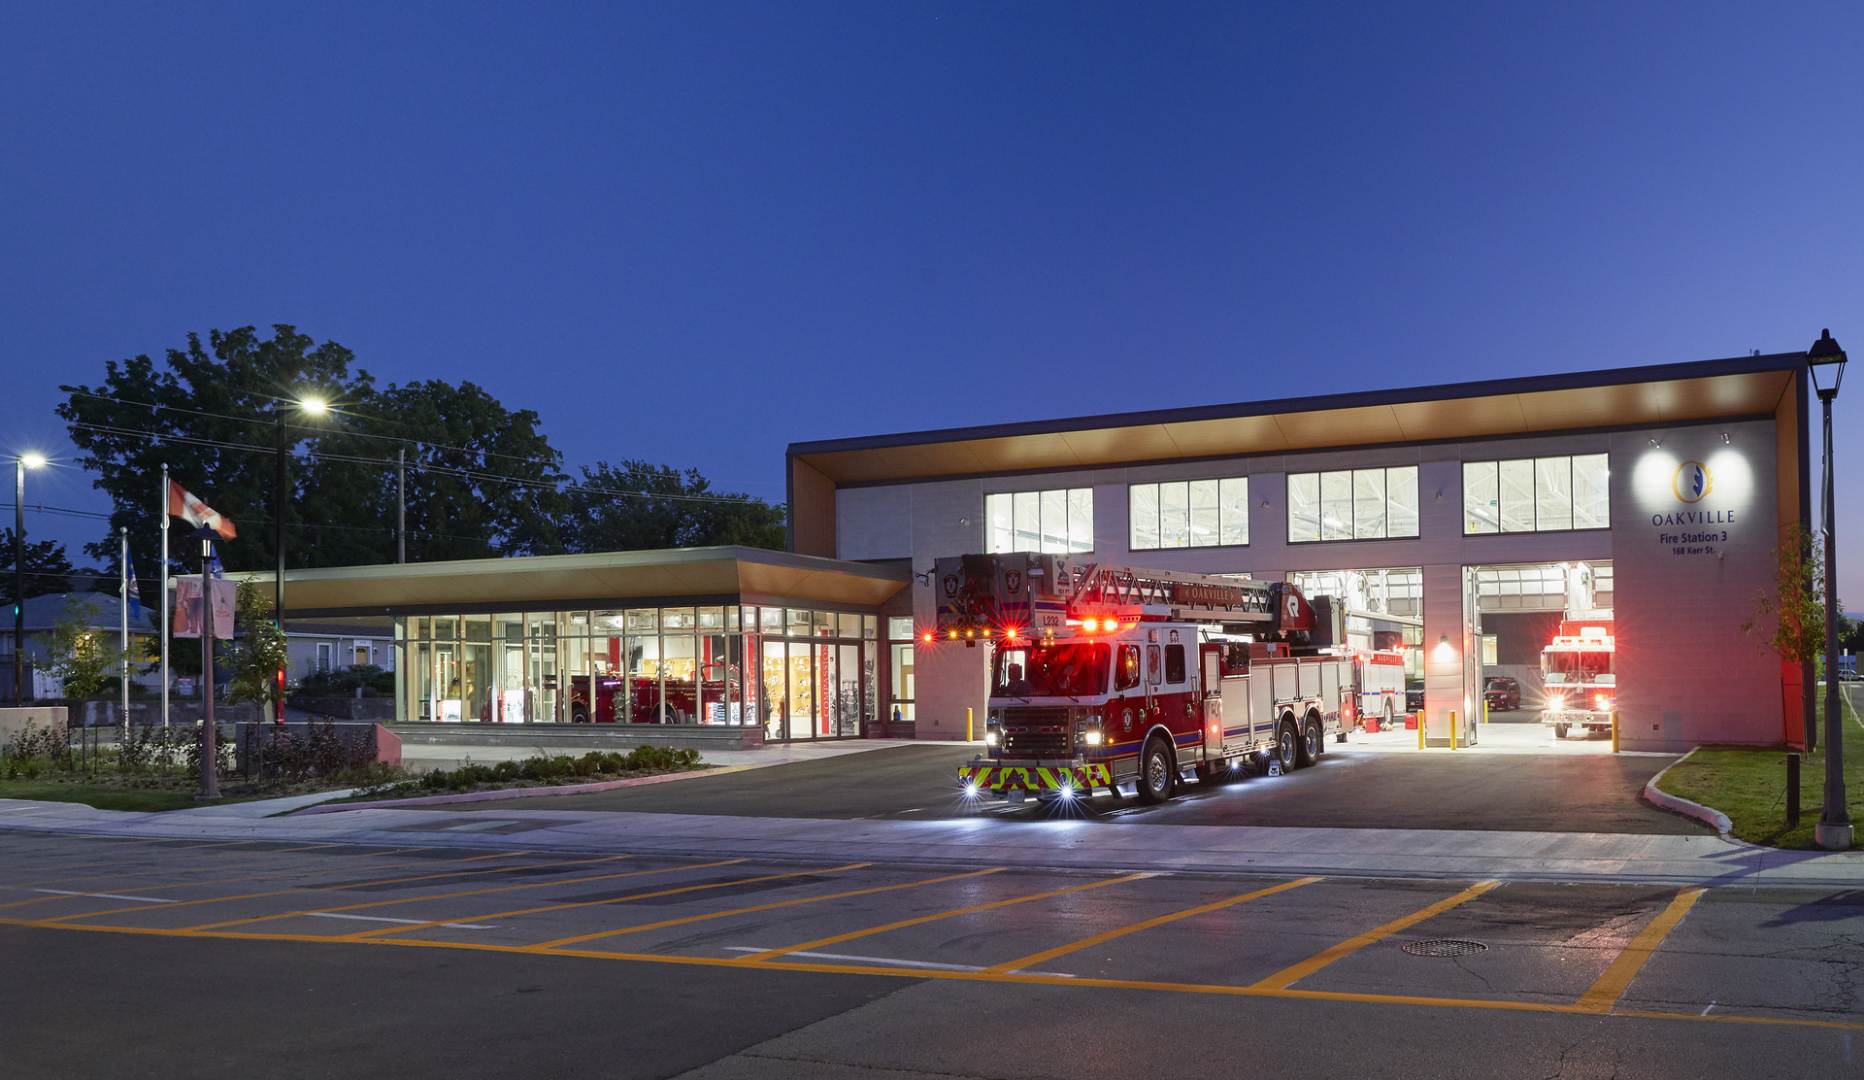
64;421;784;507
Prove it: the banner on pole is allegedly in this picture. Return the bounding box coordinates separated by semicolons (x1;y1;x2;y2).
173;577;236;640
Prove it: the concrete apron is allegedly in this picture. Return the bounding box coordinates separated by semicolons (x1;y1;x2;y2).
3;799;1861;890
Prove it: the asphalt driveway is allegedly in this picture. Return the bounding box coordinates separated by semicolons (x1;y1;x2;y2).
457;743;1704;835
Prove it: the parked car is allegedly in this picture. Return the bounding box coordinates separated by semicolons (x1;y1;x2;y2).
1484;676;1521;711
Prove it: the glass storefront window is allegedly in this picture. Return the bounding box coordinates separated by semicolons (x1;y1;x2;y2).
395;604;876;737
887;615;915;726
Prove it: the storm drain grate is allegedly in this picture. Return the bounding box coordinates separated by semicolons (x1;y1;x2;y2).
1400;938;1489;958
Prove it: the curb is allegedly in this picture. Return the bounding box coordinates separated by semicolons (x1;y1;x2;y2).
294;764;752;815
1640;747;1734;839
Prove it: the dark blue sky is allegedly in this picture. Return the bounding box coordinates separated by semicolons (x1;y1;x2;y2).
3;2;1860;597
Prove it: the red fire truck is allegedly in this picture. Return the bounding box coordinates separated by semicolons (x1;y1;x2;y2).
1540;615;1615;738
941;554;1358;804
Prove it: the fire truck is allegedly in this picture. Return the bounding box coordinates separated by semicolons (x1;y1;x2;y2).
1540;616;1615;738
939;553;1358;805
1537;562;1615;739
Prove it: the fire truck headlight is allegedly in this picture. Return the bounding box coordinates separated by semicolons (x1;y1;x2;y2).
963;782;979;799
1548;693;1566;712
1594;693;1613;711
1058;783;1075;800
1083;729;1102;747
984;730;999;748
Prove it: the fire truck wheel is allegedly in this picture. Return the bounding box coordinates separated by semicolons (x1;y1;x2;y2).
1136;737;1175;804
1554;723;1570;739
570;705;590;724
1297;715;1321;766
1275;718;1300;772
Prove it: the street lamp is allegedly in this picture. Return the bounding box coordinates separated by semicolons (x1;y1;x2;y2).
13;452;48;702
1808;328;1850;850
272;392;329;722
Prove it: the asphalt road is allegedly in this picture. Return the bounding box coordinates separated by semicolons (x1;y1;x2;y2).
462;743;1706;834
1;833;1858;1079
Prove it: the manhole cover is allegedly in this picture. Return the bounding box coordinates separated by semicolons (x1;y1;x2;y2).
1401;938;1489;958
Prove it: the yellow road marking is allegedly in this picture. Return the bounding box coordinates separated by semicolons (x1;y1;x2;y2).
738;872;1151;964
184;859;745;931
531;867;1009;950
1252;879;1502;990
332;862;873;941
2;914;1857;1035
7;846;529;893
1576;887;1704;1013
44;853;632;923
985;876;1322;974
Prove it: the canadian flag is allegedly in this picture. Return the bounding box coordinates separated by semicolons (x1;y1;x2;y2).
166;479;238;540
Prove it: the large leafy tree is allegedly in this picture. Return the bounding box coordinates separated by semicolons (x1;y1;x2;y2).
563;461;785;552
58;327;573;571
58;325;377;573
326;379;570;562
0;530;78;604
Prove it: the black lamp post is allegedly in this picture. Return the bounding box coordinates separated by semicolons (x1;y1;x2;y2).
12;452;46;702
273;393;328;723
1808;328;1850;850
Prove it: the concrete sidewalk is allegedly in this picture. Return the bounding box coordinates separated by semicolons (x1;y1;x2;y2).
3;796;1860;889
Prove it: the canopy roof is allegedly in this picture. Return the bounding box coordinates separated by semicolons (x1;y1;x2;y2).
231;547;909;618
788;351;1804;485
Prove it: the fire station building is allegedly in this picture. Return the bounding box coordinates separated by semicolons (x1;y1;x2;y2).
270;348;1814;754
787;348;1814;754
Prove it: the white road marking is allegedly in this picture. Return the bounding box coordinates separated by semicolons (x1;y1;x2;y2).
721;946;1077;976
33;889;168;903
303;912;493;930
1701;1001;1717;1016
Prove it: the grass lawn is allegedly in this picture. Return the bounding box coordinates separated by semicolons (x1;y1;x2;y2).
0;779;272;813
1655;683;1864;848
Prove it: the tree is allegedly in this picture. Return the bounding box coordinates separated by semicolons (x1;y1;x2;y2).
1744;525;1828;747
0;530;78;605
58;325;379;572
46;596;112;701
224;582;289;713
57;326;575;571
303;379;569;563
562;461;785;553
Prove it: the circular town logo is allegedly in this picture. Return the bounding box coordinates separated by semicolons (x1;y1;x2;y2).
1672;461;1713;504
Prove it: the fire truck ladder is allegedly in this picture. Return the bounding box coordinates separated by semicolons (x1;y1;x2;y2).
1066;564;1277;625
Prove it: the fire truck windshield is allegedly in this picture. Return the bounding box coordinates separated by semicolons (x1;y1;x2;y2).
1542;651;1614;685
994;643;1111;697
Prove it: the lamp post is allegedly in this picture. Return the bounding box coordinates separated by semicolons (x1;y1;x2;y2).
13;451;47;702
1809;328;1850;851
273;393;328;722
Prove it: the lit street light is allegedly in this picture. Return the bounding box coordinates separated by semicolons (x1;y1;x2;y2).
1808;328;1849;851
272;393;330;722
13;452;48;702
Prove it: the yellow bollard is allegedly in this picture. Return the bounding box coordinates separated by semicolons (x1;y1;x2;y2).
1483;700;1489;725
1417;711;1426;750
1450;710;1459;751
1611;710;1620;754
966;706;974;743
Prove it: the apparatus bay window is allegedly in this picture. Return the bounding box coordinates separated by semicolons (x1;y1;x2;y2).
399;606;877;740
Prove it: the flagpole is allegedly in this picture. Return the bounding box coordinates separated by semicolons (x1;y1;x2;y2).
160;465;170;731
119;526;130;737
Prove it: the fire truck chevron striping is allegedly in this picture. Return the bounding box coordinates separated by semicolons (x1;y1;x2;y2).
938;554;1383;806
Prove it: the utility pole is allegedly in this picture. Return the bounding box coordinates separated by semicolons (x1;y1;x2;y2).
397;447;407;563
273;408;288;724
118;527;130;738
